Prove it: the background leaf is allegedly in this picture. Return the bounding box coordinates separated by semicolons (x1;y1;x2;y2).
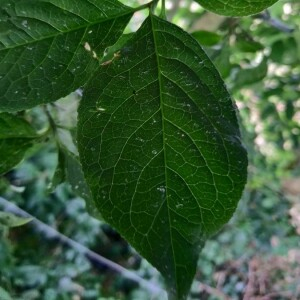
0;211;32;228
191;30;222;47
78;14;247;299
194;0;279;16
0;0;134;112
233;57;268;89
0;113;40;174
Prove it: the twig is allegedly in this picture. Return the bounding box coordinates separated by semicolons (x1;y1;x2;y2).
0;197;166;298
256;10;294;33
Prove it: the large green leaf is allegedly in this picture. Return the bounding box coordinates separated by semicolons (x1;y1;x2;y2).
0;113;39;174
78;14;247;299
194;0;279;16
0;0;134;112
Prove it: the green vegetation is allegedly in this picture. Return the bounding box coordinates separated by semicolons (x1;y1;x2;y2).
1;0;300;299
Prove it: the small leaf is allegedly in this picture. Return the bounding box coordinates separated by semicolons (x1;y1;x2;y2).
191;31;222;47
63;150;98;217
0;112;37;138
0;113;40;174
0;0;134;112
212;46;232;79
233;57;268;89
48;147;67;192
194;0;279;16
235;40;264;53
270;37;299;65
49;145;97;217
0;211;32;227
78;14;247;298
64;151;92;201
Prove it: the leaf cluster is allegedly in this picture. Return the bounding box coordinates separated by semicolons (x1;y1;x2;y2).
0;0;287;298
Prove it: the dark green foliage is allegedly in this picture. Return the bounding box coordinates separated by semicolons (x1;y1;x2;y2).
0;0;134;111
0;113;40;174
1;0;297;299
78;14;247;298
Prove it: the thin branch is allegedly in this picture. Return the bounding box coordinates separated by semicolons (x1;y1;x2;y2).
256;10;294;33
0;197;166;298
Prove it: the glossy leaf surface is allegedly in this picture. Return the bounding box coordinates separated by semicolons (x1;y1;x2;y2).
0;0;133;111
78;14;247;299
194;0;279;16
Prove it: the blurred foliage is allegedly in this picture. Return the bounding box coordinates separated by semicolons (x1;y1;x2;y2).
1;0;300;299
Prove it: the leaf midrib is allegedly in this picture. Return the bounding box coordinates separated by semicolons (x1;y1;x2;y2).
149;13;179;294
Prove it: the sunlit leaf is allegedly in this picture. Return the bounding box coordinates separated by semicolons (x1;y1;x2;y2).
78;14;247;298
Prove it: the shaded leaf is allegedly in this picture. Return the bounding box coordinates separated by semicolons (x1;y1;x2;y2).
48;147;67;192
0;0;134;112
64;150;92;202
78;14;247;299
0;113;40;174
64;150;98;217
270;37;299;65
0;112;37;138
212;46;232;79
194;0;279;16
49;144;97;217
191;30;222;46
233;57;268;89
235;40;264;53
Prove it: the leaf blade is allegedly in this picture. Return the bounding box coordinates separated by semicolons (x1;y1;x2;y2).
194;0;279;16
78;15;247;299
0;0;134;111
0;113;39;174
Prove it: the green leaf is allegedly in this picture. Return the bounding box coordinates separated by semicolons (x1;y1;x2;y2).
0;211;32;227
0;112;37;138
48;147;67;192
212;46;232;79
64;150;92;202
0;0;134;112
49;145;97;217
233;57;268;89
194;0;279;16
270;37;299;65
235;40;264;53
191;31;222;47
63;150;99;217
0;113;39;174
78;15;247;299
